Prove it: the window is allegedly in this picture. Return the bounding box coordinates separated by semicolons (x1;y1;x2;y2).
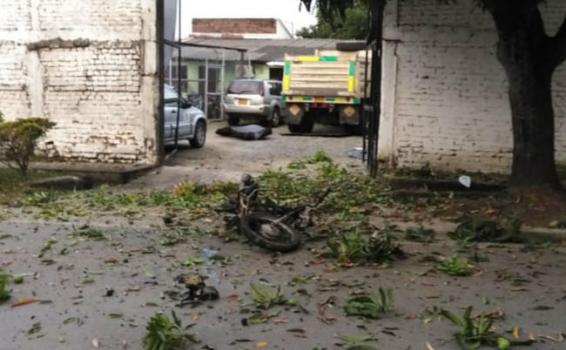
164;85;178;100
227;81;263;95
168;60;189;95
269;82;282;96
198;66;222;94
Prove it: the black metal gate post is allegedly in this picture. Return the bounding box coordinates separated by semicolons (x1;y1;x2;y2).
364;0;386;177
174;0;182;149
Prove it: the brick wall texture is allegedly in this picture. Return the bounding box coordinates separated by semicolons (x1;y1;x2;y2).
0;0;159;165
193;18;277;34
382;0;566;173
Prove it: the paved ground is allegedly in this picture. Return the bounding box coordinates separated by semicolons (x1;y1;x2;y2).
2;121;566;349
1;219;565;350
127;121;363;190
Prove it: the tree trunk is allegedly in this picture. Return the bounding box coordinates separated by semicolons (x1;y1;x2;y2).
488;0;565;190
499;40;560;189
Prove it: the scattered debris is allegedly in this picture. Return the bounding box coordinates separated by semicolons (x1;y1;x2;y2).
250;283;289;309
338;334;377;350
451;217;522;243
174;273;219;306
405;226;436;243
11;297;39;308
436;256;475;277
458;175;472;189
325;227;405;265
548;220;566;229
440;306;534;349
27;322;42;336
143;312;199;350
70;225;106;241
347;147;365;160
0;268;11;303
317;296;337;324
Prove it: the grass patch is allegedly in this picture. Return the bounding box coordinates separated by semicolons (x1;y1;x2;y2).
0;168;59;205
16;179;238;220
250;283;291;310
450;217;522;243
0;268;11;304
260;154;387;218
344;288;394;319
436;256;474;277
440;306;514;350
325;225;405;265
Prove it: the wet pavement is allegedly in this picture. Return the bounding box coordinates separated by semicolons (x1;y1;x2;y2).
126;122;362;190
1;219;565;349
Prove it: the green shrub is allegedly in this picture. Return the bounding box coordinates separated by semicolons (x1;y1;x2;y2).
0;117;55;175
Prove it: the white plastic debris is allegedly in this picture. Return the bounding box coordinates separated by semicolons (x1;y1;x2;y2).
458;175;472;189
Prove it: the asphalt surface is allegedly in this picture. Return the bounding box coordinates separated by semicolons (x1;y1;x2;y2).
126;122;363;190
1;219;565;349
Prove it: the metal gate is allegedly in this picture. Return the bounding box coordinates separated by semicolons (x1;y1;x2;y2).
362;0;385;177
159;0;247;158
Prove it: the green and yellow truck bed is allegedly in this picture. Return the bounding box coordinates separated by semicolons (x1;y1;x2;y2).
282;50;369;133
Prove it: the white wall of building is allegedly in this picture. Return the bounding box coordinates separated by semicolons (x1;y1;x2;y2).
379;0;566;173
0;0;160;166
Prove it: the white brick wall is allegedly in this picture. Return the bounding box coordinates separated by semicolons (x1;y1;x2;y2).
380;0;566;173
0;0;159;165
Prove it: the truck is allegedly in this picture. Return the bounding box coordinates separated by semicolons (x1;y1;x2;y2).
282;49;369;134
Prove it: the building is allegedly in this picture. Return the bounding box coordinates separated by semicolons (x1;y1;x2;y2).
0;0;160;166
378;0;566;173
168;38;340;118
169;18;330;119
191;18;294;39
1;0;564;174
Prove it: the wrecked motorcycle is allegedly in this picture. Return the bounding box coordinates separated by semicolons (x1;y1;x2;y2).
224;174;329;253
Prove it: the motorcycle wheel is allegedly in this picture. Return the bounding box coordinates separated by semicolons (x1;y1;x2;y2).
239;213;301;253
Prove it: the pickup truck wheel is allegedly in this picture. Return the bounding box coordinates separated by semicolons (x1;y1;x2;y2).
271;108;281;128
190;120;207;148
302;118;314;133
228;115;239;126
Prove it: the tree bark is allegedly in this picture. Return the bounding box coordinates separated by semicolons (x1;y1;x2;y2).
487;0;564;190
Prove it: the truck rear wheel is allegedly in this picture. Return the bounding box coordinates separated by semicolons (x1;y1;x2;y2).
288;118;314;133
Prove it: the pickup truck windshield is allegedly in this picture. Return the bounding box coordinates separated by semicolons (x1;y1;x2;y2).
227;81;263;95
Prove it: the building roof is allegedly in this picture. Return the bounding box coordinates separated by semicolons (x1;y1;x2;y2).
191;18;294;39
177;38;344;63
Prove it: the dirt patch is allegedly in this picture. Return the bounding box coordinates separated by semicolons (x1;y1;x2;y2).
428;190;566;228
